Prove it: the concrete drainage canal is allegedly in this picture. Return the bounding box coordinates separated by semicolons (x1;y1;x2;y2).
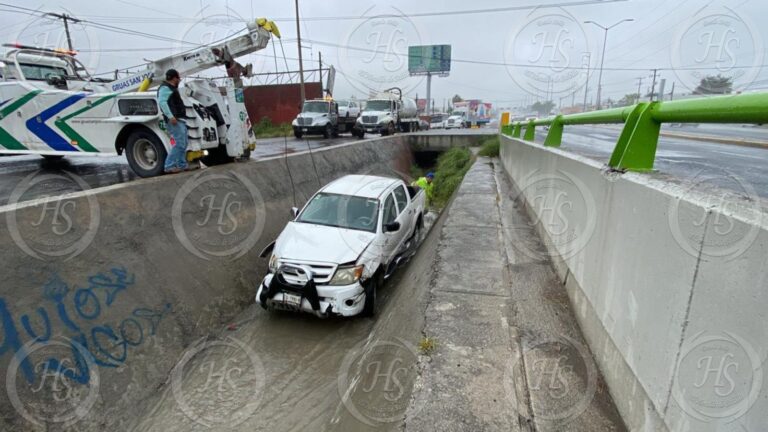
0;133;489;432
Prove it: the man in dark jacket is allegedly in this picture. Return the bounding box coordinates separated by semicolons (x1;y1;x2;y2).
158;69;188;173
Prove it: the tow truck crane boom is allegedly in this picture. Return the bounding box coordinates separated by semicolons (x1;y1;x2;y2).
110;18;280;93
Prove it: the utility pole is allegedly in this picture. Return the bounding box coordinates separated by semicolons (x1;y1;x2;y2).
582;52;591;111
649;69;659;102
426;72;432;115
294;0;306;105
669;81;676;101
635;77;644;103
46;12;81;51
318;51;323;96
584;18;634;110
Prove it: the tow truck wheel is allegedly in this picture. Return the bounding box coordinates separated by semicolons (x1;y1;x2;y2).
362;276;378;317
125;130;166;177
323;123;332;139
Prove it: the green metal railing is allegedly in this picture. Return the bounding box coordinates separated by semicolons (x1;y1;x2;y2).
501;93;768;171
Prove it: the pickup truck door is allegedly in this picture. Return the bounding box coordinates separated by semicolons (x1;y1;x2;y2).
392;184;415;237
381;191;406;264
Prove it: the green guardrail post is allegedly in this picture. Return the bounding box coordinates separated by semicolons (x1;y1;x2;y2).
523;120;535;141
512;122;522;138
609;102;661;171
543;115;564;147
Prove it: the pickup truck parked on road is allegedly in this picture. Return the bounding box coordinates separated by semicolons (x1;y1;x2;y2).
256;174;426;317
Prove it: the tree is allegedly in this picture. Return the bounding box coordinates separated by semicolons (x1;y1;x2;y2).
617;93;639;107
531;101;556;116
452;94;463;103
693;75;733;95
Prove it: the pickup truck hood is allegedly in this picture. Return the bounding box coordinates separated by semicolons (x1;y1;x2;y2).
275;222;376;264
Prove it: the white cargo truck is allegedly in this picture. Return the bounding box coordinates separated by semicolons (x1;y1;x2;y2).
354;88;420;138
0;19;280;177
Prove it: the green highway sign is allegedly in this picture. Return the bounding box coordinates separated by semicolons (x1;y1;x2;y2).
408;45;451;75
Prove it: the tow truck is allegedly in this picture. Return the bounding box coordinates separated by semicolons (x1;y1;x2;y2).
0;19;280;177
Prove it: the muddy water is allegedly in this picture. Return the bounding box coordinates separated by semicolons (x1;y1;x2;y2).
129;212;442;432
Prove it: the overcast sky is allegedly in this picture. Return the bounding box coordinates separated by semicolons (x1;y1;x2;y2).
1;0;766;110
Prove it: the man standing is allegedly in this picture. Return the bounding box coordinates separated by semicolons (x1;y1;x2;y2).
158;69;188;173
412;172;435;201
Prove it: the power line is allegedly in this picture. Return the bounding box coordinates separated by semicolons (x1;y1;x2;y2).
302;38;768;72
72;0;628;23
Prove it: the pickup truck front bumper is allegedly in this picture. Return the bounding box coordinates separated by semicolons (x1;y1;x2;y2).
256;273;366;317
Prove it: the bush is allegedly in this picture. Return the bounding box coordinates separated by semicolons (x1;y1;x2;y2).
253;116;292;138
477;135;500;157
431;147;473;208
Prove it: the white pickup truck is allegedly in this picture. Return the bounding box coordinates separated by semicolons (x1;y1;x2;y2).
256;174;426;317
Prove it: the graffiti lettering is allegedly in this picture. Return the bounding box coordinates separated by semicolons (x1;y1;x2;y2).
0;267;171;385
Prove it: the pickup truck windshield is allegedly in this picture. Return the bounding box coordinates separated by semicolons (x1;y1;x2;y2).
297;193;379;233
303;101;329;113
366;100;391;111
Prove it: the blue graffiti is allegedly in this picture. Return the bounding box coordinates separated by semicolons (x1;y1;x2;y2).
0;267;172;385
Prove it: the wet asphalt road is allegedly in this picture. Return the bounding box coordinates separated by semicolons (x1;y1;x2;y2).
1;125;766;206
534;125;768;202
0;129;493;206
0;135;358;207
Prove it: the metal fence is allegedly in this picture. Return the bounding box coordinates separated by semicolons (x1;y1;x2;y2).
501;93;768;171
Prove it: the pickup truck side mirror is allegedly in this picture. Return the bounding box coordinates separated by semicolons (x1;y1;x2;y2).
384;221;400;233
291;207;299;218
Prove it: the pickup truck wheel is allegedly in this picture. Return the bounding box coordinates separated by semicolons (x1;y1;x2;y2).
294;130;303;139
323;124;332;139
413;222;422;244
125;130;166;177
361;277;378;317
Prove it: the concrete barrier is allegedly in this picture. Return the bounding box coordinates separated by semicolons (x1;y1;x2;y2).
0;136;417;431
499;134;768;431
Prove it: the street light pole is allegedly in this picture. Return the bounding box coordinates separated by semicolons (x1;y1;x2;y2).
585;18;634;110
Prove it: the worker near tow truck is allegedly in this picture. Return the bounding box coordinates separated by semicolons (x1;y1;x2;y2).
158;69;189;173
412;172;435;202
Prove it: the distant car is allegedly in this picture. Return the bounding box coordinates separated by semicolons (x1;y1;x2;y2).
337;100;361;119
443;115;465;129
429;116;444;129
